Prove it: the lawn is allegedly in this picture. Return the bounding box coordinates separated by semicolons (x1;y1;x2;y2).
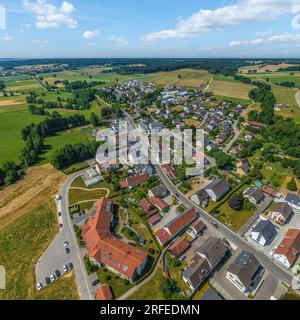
216;199;256;232
262;162;293;189
207;80;255;100
36;272;79;300
40;127;93;164
68;186;110;206
0;204;77;300
128;266;167;300
96;267;134;299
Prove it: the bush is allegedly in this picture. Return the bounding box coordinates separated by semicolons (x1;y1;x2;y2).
287;178;298;192
228;195;244;211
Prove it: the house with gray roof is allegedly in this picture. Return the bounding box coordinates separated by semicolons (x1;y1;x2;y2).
250;219;277;246
205;179;231;202
267;202;293;226
226;251;264;295
183;236;227;291
244;188;265;205
286;193;300;211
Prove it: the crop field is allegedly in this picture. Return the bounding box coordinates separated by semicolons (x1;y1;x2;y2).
238;63;299;74
207;79;255;100
4;79;42;91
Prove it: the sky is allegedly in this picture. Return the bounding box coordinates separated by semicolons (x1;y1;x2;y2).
0;0;300;58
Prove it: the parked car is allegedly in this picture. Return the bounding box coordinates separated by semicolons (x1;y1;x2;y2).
179;255;186;262
45;277;51;285
50;274;56;282
55;270;61;278
64;241;69;247
36;282;43;291
65;247;70;254
60;223;63;228
92;279;100;287
68;263;73;270
63;265;69;272
58;212;62;217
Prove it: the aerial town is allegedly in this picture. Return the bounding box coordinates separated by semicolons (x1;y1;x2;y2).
1;0;300;307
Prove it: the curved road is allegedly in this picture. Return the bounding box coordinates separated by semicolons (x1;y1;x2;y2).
60;170;94;300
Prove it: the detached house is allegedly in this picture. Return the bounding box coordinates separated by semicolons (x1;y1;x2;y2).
140;198;158;217
267;202;293;226
244;188;265;205
205;179;231;202
183;237;227;291
191;189;209;207
156;208;198;246
286;194;300;211
274;229;300;269
250;219;277;247
226;251;264;295
120;173;150;189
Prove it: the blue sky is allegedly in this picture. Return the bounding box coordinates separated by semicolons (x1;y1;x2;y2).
0;0;300;58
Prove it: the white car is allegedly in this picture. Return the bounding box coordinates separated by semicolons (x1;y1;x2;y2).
50;274;56;282
63;265;69;272
36;282;43;291
64;241;69;247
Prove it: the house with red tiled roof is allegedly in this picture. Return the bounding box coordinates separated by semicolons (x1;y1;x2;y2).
82;198;148;281
274;229;300;269
95;284;113;300
156;208;198;247
120;173;150;189
149;197;168;211
140;198;158;217
169;237;191;258
148;214;162;227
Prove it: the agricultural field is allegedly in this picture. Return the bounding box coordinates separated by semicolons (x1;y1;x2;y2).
206;79;255;100
238;63;299;74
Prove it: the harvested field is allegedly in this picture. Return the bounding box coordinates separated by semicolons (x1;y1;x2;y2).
0;164;66;229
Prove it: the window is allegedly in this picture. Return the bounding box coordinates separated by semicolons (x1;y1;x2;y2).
123;265;128;272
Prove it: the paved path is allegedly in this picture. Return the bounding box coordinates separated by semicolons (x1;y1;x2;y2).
296;90;300;108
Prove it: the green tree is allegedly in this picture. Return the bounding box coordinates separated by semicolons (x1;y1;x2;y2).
287;178;298;192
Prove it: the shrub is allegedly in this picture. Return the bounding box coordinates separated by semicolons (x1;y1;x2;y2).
228;195;244;211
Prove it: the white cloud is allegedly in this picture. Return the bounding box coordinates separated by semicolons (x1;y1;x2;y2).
229;33;300;47
22;0;77;29
31;39;48;47
83;30;100;39
108;36;129;46
2;35;14;41
144;0;299;41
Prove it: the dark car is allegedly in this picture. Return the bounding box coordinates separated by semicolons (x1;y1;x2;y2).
45;277;51;285
58;212;62;217
65;247;70;254
68;263;73;270
55;270;61;278
92;280;100;287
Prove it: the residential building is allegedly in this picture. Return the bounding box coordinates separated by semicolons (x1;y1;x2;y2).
156;208;198;246
205;179;231;202
120;173;150;189
82;198;148;282
267;202;293;226
244;188;265;205
82;168;103;187
286;193;300;211
188;219;206;238
183;237;227;291
140;198;158;217
250;219;277;246
226;251;264;295
196;237;228;269
148;185;168;198
148;214;162;227
274;229;300;269
169;237;191;258
236;160;251;176
262;186;277;198
95;284;113;300
149;197;168;211
191;189;209;207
